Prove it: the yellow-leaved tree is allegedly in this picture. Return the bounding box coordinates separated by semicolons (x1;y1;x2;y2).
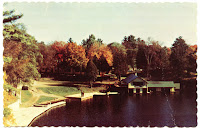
3;71;17;126
65;42;89;72
87;42;113;74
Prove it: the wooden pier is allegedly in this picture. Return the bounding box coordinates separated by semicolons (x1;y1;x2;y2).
66;92;119;101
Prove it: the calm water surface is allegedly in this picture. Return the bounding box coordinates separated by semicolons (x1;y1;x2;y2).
31;85;197;127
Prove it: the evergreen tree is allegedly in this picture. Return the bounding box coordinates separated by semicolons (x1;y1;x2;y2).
122;35;138;68
68;37;73;43
136;40;147;71
85;60;98;87
82;34;96;51
170;36;189;81
3;10;23;23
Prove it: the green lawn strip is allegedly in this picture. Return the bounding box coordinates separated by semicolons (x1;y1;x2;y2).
21;90;33;103
38;86;81;97
80;86;106;93
36;96;56;104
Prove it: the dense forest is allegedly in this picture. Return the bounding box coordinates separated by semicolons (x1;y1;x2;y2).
3;9;197;126
3;10;197;88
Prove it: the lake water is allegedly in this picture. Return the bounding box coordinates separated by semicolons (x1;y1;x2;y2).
30;83;197;127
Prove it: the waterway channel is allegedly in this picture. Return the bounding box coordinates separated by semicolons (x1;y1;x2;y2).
30;81;197;127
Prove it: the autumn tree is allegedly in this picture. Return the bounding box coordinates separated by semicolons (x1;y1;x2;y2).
37;42;57;76
3;72;17;126
108;42;128;81
51;41;67;73
87;42;113;74
159;47;171;80
3;10;42;87
65;42;88;73
136;38;163;79
185;45;197;74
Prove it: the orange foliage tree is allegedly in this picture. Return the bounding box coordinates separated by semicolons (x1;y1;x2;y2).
51;41;67;62
38;42;57;75
65;42;89;72
87;42;113;74
51;41;68;73
185;45;197;73
51;41;88;73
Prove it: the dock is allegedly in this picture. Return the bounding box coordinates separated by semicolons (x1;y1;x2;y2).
65;92;119;101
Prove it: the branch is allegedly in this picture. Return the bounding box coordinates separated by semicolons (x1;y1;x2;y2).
3;14;23;23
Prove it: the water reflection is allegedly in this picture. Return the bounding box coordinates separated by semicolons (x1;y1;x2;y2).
30;87;197;127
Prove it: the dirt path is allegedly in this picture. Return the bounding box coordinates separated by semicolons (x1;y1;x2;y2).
20;91;40;107
21;78;114;107
20;79;72;107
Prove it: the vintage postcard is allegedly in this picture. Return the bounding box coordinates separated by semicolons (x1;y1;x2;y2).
2;0;198;127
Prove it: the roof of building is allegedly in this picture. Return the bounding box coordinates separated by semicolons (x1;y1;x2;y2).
174;83;180;89
122;74;146;84
122;74;138;84
147;81;175;88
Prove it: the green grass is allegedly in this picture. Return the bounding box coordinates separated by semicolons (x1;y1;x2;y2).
80;86;106;93
36;96;56;104
21;90;32;103
38;86;81;97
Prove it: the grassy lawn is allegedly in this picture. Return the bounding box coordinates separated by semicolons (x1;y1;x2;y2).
36;96;56;104
38;86;81;97
21;90;33;103
80;86;107;93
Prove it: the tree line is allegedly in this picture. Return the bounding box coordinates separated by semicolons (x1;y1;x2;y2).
3;10;197;90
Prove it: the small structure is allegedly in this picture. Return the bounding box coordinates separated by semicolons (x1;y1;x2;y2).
121;74;179;94
122;74;147;94
147;81;176;93
174;83;180;90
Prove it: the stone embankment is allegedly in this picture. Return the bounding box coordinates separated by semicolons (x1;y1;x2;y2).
8;92;101;126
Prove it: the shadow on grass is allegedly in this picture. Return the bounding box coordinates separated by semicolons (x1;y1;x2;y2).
53;74;87;81
46;82;108;88
51;74;114;82
44;74;115;88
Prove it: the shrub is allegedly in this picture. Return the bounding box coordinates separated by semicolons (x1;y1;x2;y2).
22;86;28;90
3;108;11;117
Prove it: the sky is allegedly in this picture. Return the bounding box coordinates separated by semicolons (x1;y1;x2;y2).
4;2;197;47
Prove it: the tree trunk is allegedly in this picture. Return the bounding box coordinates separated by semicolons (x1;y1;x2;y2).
80;66;83;75
118;75;121;81
146;65;150;79
89;80;93;88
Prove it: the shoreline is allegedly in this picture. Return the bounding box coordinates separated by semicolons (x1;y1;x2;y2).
8;92;100;127
28;102;66;127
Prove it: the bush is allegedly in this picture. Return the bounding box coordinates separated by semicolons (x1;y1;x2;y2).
3;108;11;117
22;86;28;90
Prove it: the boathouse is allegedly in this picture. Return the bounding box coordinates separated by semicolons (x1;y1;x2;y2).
147;81;176;93
121;74;148;94
121;74;180;94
